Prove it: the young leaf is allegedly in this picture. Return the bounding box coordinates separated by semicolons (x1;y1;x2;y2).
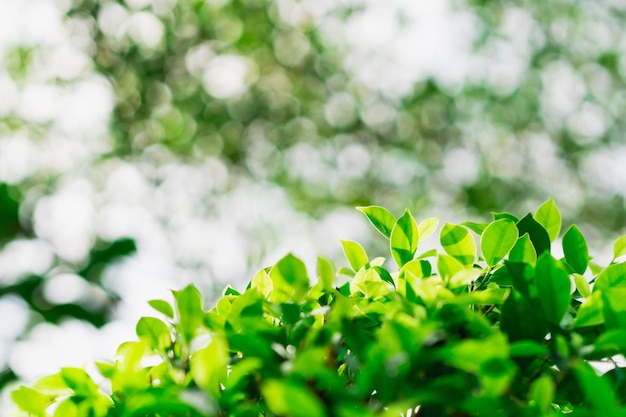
437;254;465;284
509;233;537;265
516;213;551;255
460;221;488;235
11;386;55;416
251;268;273;298
190;335;229;398
593;263;626;292
573;273;591;298
148;299;174;319
440;223;476;266
356;206;396;239
316;256;335;291
481;219;518;266
270;253;309;302
340;240;369;271
417;217;439;242
172;284;204;344
136;317;171;351
390;209;419;268
575;291;604;328
534;199;562;242
613;235;626;260
529;375;555;415
563;225;588;274
535;253;571;324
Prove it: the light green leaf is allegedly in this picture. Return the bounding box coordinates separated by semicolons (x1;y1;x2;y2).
602;288;626;329
575;291;604;328
136;317;171;351
390;209;419;268
340;240;369;271
613;236;626;260
148;299;174;319
534;199;562;242
60;368;99;397
573;273;591;298
440;223;476;266
437;254;465;284
11;386;55;416
509;233;537;265
535;253;571;324
417;217;439;242
250;268;273;298
172;284;204;344
594;263;626;292
269;253;310;302
261;379;326;417
460;221;488;235
357;205;396;239
480;219;518;266
316;256;335;291
190;335;229;398
563;225;588;274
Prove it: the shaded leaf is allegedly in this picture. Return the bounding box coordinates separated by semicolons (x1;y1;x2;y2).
535;253;571;324
563;225;588;274
509;233;537;265
516;213;551;255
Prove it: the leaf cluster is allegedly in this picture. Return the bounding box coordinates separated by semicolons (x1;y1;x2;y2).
13;200;626;416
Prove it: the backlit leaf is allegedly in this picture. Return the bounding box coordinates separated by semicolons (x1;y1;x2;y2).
190;335;229;398
613;236;626;260
172;284;204;344
11;386;55;416
440;223;476;266
417;217;439;242
508;233;537;265
136;317;171;351
357;205;396;239
480;219;518;266
534;199;561;242
261;380;326;417
341;240;369;271
148;299;174;319
270;253;309;302
316;256;335;291
563;225;588;274
390;209;419;268
594;263;626;292
437;254;465;284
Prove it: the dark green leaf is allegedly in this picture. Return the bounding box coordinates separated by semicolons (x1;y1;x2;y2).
516;213;551;255
563;225;588;274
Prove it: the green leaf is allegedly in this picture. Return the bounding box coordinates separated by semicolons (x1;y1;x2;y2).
437;254;465;284
250;268;273;298
172;284;204;344
516;213;551;255
136;317;171;351
417;217;439;242
509;341;549;357
316;256;335;291
535;253;571;324
60;368;99;397
480;219;518;266
190;335;229;398
575;291;604;327
390;209;419;268
594;263;626;292
269;253;310;302
508;233;537;265
573;273;591;298
357;205;396;239
501;290;548;342
440;223;476;266
613;235;626;260
261;379;327;417
563;225;588;274
148;299;174;319
340;240;369;271
460;221;488;235
602;288;626;329
574;361;621;416
534;199;562;242
11;386;55;416
529;375;555;415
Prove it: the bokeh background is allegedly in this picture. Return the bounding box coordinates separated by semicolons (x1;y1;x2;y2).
2;0;626;412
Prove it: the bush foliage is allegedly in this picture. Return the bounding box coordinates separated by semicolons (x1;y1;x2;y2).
12;201;626;416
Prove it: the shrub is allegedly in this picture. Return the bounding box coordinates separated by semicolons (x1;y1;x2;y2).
12;201;626;416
